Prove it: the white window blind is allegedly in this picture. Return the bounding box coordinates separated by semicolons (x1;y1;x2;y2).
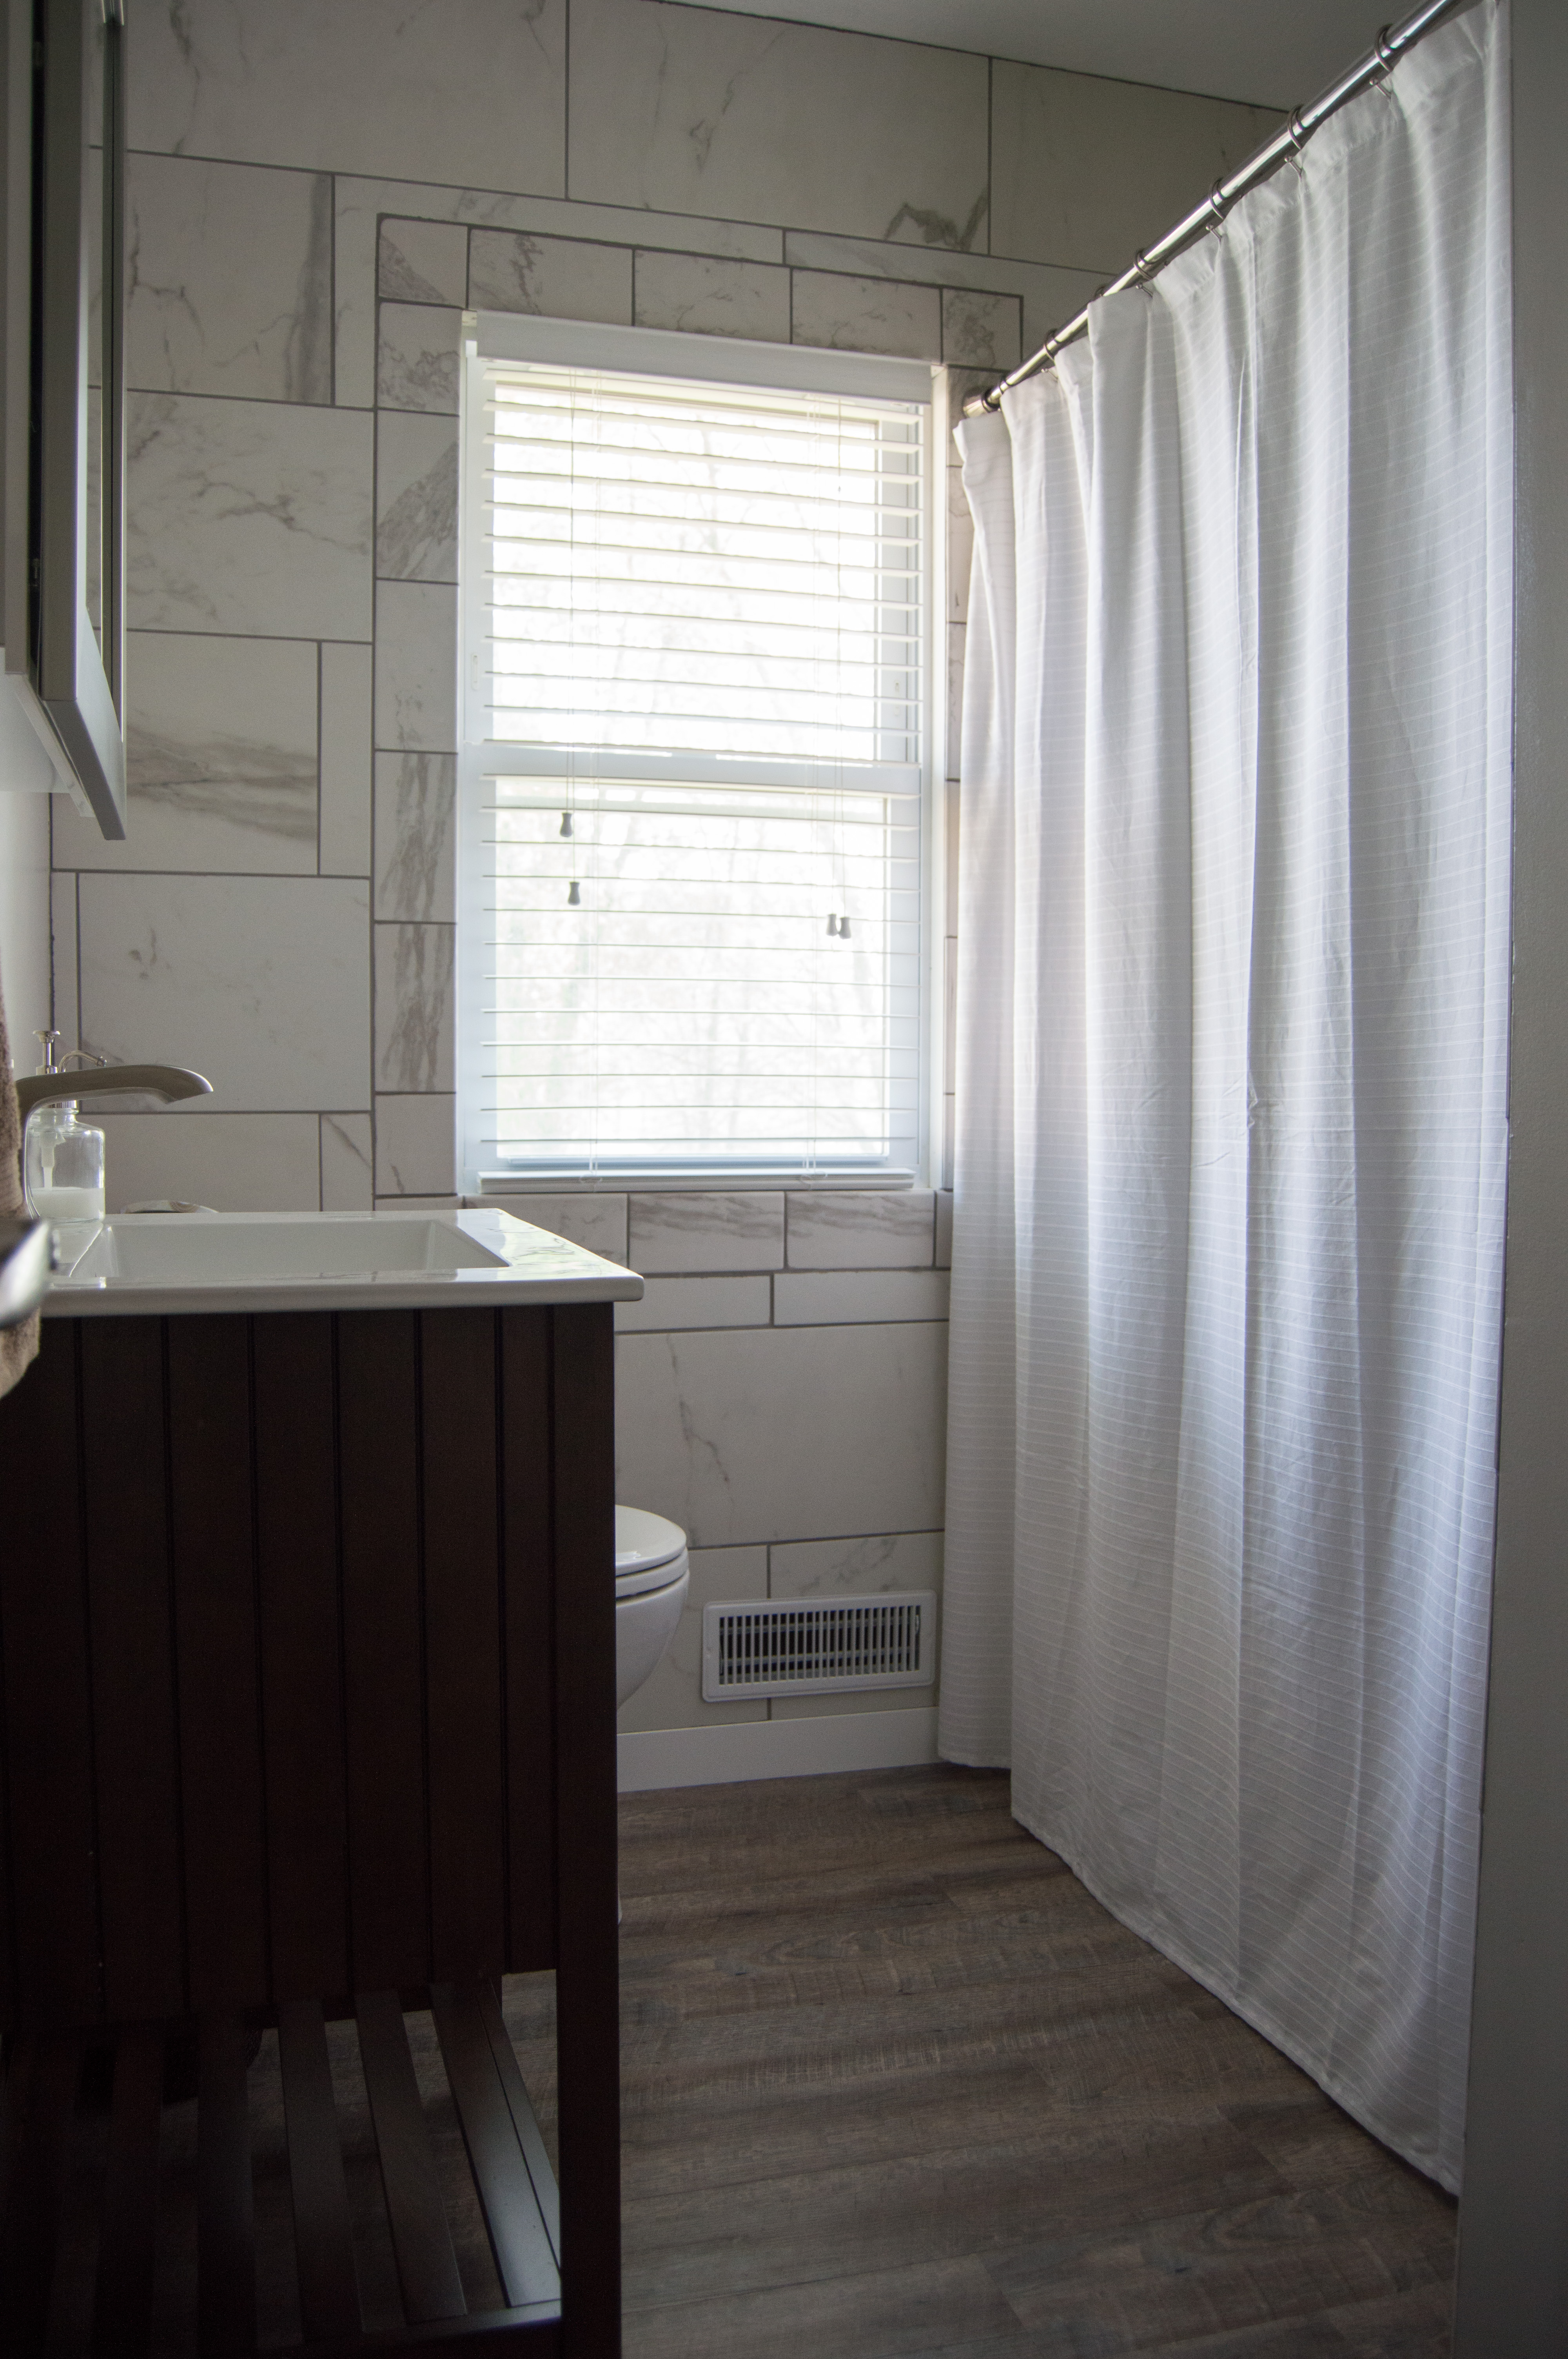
461;343;931;1182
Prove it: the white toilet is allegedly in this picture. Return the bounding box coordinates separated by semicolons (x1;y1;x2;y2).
615;1505;690;1708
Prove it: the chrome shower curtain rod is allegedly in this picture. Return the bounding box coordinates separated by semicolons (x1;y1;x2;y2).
962;0;1470;416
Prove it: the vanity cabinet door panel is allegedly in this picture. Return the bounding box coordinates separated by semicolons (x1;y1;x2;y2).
0;1328;100;2028
338;1311;430;1990
79;1320;185;2021
166;1317;268;2011
421;1309;506;1984
253;1315;350;2002
501;1307;556;1971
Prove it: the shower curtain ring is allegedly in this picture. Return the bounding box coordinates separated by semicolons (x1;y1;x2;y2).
1370;27;1400;100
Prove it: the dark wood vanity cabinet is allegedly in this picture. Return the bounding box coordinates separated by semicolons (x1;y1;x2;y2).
0;1302;621;2357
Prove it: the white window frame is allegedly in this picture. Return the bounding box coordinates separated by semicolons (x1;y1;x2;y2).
456;311;947;1196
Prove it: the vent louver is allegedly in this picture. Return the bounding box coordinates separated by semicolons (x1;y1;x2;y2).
702;1591;936;1702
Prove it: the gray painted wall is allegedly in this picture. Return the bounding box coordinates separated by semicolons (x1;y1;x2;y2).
1453;0;1568;2342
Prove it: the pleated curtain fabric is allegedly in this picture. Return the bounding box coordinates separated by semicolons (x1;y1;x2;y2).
939;0;1511;2192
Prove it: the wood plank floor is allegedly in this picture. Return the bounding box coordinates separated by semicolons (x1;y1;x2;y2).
611;1764;1456;2359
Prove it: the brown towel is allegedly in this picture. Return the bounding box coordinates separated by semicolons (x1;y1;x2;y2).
0;980;40;1396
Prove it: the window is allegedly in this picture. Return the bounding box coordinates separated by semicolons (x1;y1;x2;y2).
457;316;940;1191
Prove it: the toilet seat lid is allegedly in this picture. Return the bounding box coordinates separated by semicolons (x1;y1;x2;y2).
615;1505;687;1579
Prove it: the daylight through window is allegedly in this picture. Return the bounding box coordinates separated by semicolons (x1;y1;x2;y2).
459;336;933;1184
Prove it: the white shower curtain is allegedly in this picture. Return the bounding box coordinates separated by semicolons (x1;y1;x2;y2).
940;0;1511;2192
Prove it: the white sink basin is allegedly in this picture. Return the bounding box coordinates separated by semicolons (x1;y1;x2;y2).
43;1209;643;1318
71;1215;505;1282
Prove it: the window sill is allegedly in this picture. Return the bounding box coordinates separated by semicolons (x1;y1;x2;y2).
472;1169;920;1197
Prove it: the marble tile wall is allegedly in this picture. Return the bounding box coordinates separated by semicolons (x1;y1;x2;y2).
47;0;1278;1734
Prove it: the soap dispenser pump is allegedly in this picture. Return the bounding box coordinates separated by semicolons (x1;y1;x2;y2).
22;1033;107;1224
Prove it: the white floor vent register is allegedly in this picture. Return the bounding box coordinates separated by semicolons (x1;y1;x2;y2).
702;1592;937;1703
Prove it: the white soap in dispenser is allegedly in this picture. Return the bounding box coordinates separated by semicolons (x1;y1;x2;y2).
22;1032;107;1224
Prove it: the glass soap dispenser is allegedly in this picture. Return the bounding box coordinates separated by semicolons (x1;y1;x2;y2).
22;1032;107;1224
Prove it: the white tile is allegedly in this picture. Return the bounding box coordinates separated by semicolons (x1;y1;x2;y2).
374;754;456;922
49;872;79;1049
374;1094;456;1195
791;270;941;360
484;1192;629;1262
377;304;461;414
334;180;783;408
614;1545;768;1734
98;1111;323;1212
633;252;789;343
376;413;459;586
615;1321;947;1548
374;923;455;1092
379;220;468;306
568;0;986;248
942;287;1022;373
77;875;370;1113
947;620;965;785
51;634;319;875
321;1112;374;1210
628;1192;784;1274
374;583;457;753
128;394;373;640
771;1528;942;1600
947;466;975;625
617;1275;771;1332
784;229;1102;361
130;0;567;197
319;643;374;875
785;1190;935;1269
990;63;1279;275
127;154;332;405
773;1270;949;1325
468;230;632;326
335;195;381;413
345;177;784;264
935;1190;953;1272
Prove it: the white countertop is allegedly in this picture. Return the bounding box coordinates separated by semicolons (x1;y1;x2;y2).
41;1208;645;1318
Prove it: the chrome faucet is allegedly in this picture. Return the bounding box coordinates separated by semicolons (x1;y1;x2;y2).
15;1030;213;1120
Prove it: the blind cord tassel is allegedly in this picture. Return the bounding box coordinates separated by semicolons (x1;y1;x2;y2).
567;880;581;906
559;812;573;837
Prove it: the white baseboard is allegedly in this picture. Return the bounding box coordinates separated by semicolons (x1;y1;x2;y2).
617;1706;939;1793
